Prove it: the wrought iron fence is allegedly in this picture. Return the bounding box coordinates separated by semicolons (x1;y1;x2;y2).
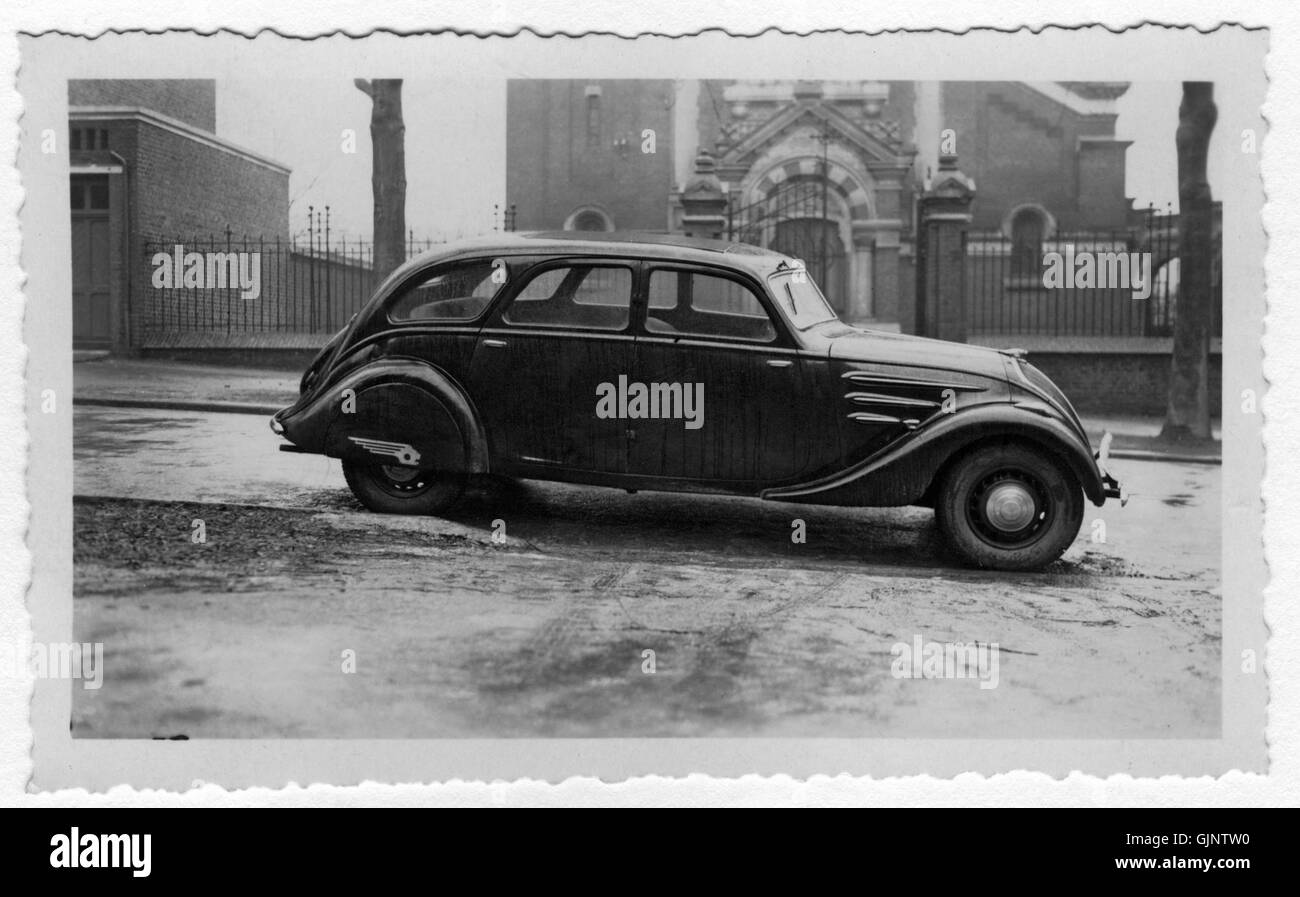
494;203;518;233
141;232;402;339
964;210;1220;339
726;178;848;315
136;203;520;343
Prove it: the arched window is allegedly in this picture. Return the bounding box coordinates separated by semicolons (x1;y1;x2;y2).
1009;207;1048;276
564;206;614;232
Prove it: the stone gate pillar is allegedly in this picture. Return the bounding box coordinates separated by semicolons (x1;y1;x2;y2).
916;153;975;341
680;149;728;240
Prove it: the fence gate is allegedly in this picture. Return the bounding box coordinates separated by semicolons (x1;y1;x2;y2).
727;178;848;315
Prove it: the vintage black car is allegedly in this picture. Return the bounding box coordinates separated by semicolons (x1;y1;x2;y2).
271;232;1123;570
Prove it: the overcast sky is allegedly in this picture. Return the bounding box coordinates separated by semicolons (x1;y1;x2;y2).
215;79;1247;243
218;78;507;244
1115;80;1253;217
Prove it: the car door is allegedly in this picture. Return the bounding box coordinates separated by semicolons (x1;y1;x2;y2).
467;259;636;474
628;264;804;487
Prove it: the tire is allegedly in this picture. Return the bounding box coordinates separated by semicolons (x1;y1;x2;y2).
342;460;465;515
934;443;1083;571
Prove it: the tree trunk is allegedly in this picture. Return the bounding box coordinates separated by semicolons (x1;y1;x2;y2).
1161;82;1217;441
354;79;406;281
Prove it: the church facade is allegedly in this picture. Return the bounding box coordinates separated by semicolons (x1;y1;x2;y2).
505;79;1134;332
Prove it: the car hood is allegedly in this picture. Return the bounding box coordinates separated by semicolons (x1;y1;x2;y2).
819;324;1012;381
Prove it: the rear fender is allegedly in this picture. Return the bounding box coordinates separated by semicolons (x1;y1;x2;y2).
279;358;489;473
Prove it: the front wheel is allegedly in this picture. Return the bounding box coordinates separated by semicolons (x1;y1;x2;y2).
342;460;465;515
934;443;1083;571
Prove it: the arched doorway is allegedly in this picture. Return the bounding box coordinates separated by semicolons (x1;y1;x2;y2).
729;149;880;320
770;218;847;314
728;176;855;316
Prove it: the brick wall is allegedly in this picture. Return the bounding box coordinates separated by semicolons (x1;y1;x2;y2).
942;82;1128;232
1016;351;1222;416
130;119;288;238
69;79;217;131
508;79;676;231
93;116;292;347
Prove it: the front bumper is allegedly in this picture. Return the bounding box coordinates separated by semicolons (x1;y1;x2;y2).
269;409;311;452
1100;469;1125;503
1094;431;1128;506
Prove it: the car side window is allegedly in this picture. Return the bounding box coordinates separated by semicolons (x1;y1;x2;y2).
387;259;501;323
646;269;777;342
503;264;632;331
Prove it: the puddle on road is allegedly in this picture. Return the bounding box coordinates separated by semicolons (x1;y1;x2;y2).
74;411;203;458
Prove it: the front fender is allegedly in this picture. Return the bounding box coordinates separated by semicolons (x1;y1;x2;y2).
275;358;489;473
762;404;1106;507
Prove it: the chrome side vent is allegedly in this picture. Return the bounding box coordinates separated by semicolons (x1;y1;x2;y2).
847;411;903;425
844;391;940;410
840;371;985;391
846;412;923;430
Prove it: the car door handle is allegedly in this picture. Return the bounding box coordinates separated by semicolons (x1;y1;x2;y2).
766;359;793;368
483;338;508;348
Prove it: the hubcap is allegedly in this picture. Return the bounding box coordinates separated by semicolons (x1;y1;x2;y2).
373;463;437;497
983;481;1038;533
381;464;421;484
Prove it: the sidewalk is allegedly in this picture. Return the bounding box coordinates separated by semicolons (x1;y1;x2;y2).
73;356;299;415
1081;415;1221;464
72;356;1221;463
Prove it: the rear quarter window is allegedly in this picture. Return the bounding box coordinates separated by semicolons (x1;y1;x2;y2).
387;259;502;323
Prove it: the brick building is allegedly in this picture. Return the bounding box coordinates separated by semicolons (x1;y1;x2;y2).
505;79;1226;414
68;79;291;350
506;80;677;234
506;79;1134;330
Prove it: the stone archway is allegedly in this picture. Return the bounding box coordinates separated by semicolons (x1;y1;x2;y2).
708;92;917;324
737;151;877;319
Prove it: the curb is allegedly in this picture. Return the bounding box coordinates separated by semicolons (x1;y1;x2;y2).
76;395;1223;465
74;396;283;416
1105;448;1220;465
73;493;495;545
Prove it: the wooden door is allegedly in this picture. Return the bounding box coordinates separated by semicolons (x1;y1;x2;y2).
71;176;112;347
770;218;847;317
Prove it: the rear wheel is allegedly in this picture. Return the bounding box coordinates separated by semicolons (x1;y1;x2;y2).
935;443;1083;570
342;460;464;515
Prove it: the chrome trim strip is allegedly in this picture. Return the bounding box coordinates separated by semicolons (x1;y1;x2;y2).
840;371;983;391
847;411;903;425
843;391;940;409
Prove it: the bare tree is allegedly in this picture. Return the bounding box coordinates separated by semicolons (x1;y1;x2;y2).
1162;82;1217;442
354;79;406;280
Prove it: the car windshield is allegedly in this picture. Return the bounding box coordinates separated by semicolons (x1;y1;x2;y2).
767;268;838;329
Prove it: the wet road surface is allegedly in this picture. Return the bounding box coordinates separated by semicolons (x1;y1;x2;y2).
71;406;1221;739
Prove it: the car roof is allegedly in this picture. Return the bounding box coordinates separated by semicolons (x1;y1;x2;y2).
399;230;797;278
